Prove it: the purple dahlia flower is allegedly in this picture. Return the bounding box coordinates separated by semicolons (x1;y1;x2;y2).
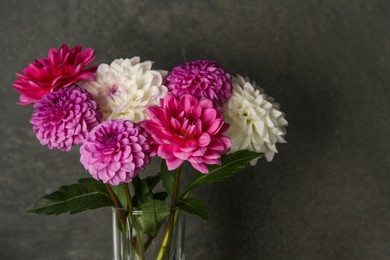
80;120;151;185
166;60;232;106
30;85;100;152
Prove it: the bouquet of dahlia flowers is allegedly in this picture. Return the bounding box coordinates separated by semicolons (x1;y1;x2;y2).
14;45;287;259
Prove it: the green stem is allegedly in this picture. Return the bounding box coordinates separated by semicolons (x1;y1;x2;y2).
157;210;181;260
105;184;126;227
155;168;194;260
123;183;145;260
180;189;192;200
144;235;156;251
157;166;181;260
106;184;139;259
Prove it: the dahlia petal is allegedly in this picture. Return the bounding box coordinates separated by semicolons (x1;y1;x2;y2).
207;119;223;135
73;134;84;144
199;98;214;109
170;117;181;132
166;60;232;106
179;94;197;111
265;152;275;162
122;162;135;172
158;144;175;159
203;158;221;165
102;148;115;155
219;122;230;134
14;45;96;105
147;106;169;127
194;121;202;136
203;151;220;160
180;140;197;152
109;161;121;172
208;138;225;151
134;157;145;167
223;75;287;164
166;158;184;171
30;86;100;151
142;93;232;171
80;120;151;185
100;155;112;164
173;150;192;160
202;108;217;126
108;176;119;186
80;57;166;122
186;125;196;137
198;133;211;147
92;151;101;158
191;163;208;174
99;172;111;183
113;151;122;161
122;146;131;159
131;143;142;152
105;166;116;178
188;156;203;164
117;170;127;180
193;147;207;156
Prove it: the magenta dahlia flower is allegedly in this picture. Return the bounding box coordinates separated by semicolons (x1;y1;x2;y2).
13;44;96;105
142;93;231;173
30;85;100;152
80;120;151;185
166;60;232;106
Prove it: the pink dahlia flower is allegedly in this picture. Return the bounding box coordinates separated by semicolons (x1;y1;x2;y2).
80;120;151;185
30;85;100;152
13;44;96;105
142;93;231;173
166;60;232;106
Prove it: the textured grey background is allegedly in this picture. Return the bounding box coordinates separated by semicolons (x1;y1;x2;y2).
1;0;390;259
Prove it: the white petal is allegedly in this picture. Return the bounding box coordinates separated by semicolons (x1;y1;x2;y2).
223;75;287;163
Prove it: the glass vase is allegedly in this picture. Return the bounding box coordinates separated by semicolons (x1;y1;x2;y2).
112;207;185;260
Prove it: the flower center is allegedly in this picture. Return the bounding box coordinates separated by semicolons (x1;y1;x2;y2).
102;133;117;145
51;96;64;107
176;115;200;139
108;84;119;96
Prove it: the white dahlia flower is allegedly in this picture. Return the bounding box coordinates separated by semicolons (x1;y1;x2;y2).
81;57;168;122
223;75;288;164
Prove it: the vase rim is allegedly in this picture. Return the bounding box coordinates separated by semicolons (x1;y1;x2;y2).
111;206;179;215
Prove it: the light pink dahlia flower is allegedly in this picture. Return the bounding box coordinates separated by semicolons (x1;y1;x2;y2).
13;44;96;105
166;60;232;106
30;85;100;152
80;120;151;185
142;93;231;173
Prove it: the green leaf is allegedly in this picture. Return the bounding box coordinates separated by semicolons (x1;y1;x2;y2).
132;176;141;206
137;200;170;237
28;178;113;215
110;184;127;209
183;151;263;197
145;175;161;190
159;160;175;196
178;198;208;221
153;191;168;201
132;176;159;207
133;177;148;206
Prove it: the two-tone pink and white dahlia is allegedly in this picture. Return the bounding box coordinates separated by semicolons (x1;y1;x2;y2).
81;57;168;122
142;93;231;173
166;60;232;106
14;45;96;105
80;120;151;185
223;75;288;164
30;85;100;152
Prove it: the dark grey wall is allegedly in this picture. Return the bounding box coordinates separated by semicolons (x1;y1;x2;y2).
1;0;390;259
